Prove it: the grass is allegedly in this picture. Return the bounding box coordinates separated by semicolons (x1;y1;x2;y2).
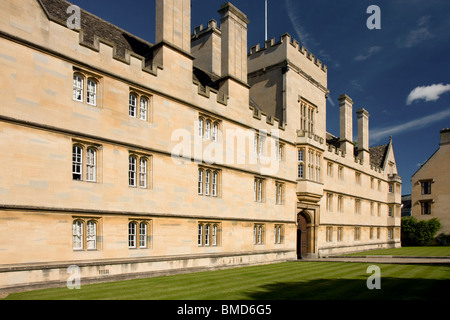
3;260;450;300
345;246;450;257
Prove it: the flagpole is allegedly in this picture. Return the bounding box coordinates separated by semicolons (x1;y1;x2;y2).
265;0;268;41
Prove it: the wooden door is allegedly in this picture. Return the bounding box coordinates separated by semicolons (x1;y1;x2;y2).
297;214;308;259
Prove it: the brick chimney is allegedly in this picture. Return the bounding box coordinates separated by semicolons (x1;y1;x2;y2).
356;108;370;163
339;94;354;154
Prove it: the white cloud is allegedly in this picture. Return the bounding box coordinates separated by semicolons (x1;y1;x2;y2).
406;83;450;105
354;46;382;61
285;0;312;47
327;96;335;107
370;108;450;143
397;15;434;48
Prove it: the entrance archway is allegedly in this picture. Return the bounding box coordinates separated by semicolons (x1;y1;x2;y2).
297;211;311;259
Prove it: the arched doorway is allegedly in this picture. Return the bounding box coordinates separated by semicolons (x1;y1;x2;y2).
297;211;310;259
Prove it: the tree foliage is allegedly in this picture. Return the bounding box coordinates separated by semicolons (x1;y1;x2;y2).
401;217;441;246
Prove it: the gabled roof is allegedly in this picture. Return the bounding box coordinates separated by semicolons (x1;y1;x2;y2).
369;144;389;168
37;0;154;59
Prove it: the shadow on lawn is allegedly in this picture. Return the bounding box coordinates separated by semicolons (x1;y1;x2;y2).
243;277;450;300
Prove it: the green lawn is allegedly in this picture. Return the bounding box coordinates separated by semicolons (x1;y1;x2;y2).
345;246;450;257
3;261;450;300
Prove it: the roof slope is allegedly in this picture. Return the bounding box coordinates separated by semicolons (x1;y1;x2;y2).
369;144;389;168
37;0;153;59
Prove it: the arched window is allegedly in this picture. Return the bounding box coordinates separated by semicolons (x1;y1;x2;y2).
128;222;137;248
198;169;203;195
212;224;218;246
128;156;137;187
72;145;83;181
198;117;204;137
73;220;84;250
86;78;97;106
129;93;137;117
86;220;97;250
198;223;203;246
212;172;218;197
139;158;147;189
205;170;210;196
140;97;148;121
139;222;148;248
205;120;211;140
73;74;84;102
204;224;210;246
86;148;96;182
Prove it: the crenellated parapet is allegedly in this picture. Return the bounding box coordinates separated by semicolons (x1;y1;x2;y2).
248;33;328;74
249;103;285;130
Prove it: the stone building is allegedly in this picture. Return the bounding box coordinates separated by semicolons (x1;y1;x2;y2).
411;129;450;234
0;0;401;291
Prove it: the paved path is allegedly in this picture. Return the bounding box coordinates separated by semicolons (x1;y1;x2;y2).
303;256;450;264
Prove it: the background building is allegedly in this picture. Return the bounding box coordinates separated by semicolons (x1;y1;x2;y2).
411;129;450;234
0;0;401;291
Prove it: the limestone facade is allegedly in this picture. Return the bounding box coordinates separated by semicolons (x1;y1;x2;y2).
0;0;401;291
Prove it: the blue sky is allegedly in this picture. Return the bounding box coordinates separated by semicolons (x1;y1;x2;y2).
68;0;450;194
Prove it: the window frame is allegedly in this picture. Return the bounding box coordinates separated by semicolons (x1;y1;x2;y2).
73;73;84;102
86;220;97;250
73;219;84;251
72;217;100;251
421;181;432;195
198;114;221;142
72;141;101;183
254;178;265;203
128;155;137;187
274;225;284;244
275;182;284;205
72;69;101;106
129;93;137;118
129;90;152;121
129;153;151;189
198;222;221;247
85;147;97;182
128;219;151;250
72;145;83;181
86;78;97;106
254;224;265;245
140;96;148;121
198;166;221;198
300;99;317;134
420;200;432;215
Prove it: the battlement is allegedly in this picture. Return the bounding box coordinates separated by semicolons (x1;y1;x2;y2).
248;33;327;74
325;143;385;173
250;103;285;130
192;19;221;38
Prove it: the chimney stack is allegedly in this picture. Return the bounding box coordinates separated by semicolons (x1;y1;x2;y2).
218;2;249;84
155;0;191;53
191;20;222;77
440;128;450;146
356;108;370;163
339;94;354;154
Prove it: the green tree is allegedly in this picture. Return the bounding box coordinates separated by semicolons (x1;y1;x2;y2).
401;217;441;246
